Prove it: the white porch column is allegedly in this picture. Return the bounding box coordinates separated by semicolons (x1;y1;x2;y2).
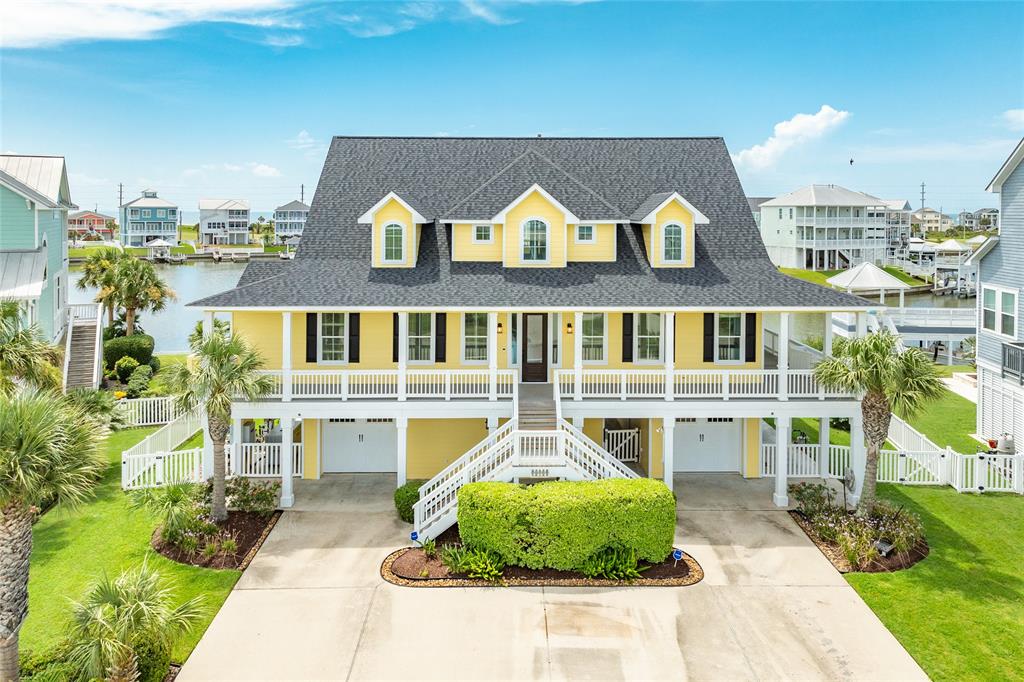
486;416;498;435
856;311;867;338
281;311;292;402
488;312;498;401
778;312;790;401
396;416;408;487
202;310;214;339
280;417;294;508
398;312;408;401
819;416;830;478
774;415;791;506
664;312;675;401
572;415;584;429
823;312;834;356
898;289;905;308
573;311;583;401
946;338;954;366
230;418;242;477
849;410;866;505
662;418;675;489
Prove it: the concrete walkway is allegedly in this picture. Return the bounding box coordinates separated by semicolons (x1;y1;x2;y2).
179;474;926;681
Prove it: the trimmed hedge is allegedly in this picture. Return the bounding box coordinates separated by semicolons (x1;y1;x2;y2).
457;478;675;571
394;479;426;523
103;334;155;369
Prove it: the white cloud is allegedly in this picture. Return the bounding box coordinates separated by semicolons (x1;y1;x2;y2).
461;0;516;25
262;33;304;47
733;105;851;171
249;162;281;177
1001;109;1024;131
0;0;299;49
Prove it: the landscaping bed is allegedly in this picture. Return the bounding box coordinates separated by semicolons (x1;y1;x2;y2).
152;509;281;570
790;510;929;573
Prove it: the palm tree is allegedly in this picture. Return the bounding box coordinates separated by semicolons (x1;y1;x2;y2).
0;301;62;397
0;389;105;679
75;247;126;328
110;257;176;336
813;330;944;512
66;561;204;682
169;334;273;521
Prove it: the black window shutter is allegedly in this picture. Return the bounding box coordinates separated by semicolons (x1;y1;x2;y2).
348;313;360;363
305;312;317;363
392;313;399;362
621;313;633;363
435;313;447;362
703;313;715;363
744;313;757;363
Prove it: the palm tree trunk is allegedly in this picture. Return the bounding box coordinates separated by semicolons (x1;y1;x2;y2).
209;417;229;523
0;504;34;682
106;302;115;329
106;650;140;682
124;308;135;337
858;389;892;514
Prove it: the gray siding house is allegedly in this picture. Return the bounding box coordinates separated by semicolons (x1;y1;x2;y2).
972;138;1024;442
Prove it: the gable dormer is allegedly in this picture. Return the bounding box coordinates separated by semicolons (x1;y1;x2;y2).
358;192;427;268
494;184;577;268
631;192;709;268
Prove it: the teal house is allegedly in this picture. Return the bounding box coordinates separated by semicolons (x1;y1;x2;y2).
0;155;76;343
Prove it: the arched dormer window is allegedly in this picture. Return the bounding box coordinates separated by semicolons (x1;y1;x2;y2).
662;223;684;263
383;222;405;263
521;218;549;263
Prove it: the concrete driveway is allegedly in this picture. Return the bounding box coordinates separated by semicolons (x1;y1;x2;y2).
179;474;926;681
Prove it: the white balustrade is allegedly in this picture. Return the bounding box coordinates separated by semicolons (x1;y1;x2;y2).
604;428;640;462
257;369;516;401
117;397;181;426
230;442;305;477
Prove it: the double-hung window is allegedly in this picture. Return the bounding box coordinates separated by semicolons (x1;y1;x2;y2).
636;313;662;362
408;313;432;362
462;313;488;363
662;224;683;263
521;219;548;262
473;225;492;243
716;313;743;362
576;224;595;243
319;313;346;363
582;313;606;363
383;223;405;263
982;286;1017;337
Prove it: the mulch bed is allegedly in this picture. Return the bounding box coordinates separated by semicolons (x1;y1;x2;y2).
789;511;929;573
381;525;703;588
151;510;281;570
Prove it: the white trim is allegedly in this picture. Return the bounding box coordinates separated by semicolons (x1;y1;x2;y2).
519;216;551;264
575;224;596;244
381;221;407;264
491;183;580;224
581;312;608;365
460;312;489;365
316;312;349;365
987;137;1024;193
633;312;664;364
357;191;427;224
472;224;494;244
966;236;999;265
713;312;746;365
660;222;685;264
549;312;562;368
981;284;1018;339
199;304;876;314
636;192;710;225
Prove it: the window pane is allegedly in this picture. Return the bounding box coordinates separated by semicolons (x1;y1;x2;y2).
408;313;431;361
1001;292;1015;315
522;219;547;261
384;224;403;261
983;309;996;332
719;338;741;361
984;288;996;309
464;313;488;361
475;225;490;241
664;225;683;261
1002;313;1015;337
320;313;346;361
718;314;741;337
582;313;605;361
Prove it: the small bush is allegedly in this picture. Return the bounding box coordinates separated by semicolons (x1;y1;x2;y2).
220;537;239;555
133;637;172;682
580;547;645;581
104;333;155;369
394;479;425;523
789;482;836;518
440;544;472;574
420;538;437;559
126;364;153;398
114;355;140;383
838;522;879;570
218;477;281;516
463;548;505;583
129;484;205;547
868;500;924;556
147;355;161;373
19;644;75;681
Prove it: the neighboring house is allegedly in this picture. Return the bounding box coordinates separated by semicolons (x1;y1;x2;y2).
0;155;75;344
975;207;999;230
757;184;899;270
971;138;1024;444
199;198;250;245
189;136;872;520
958;210;978;230
882;199;912;258
68;210;115;238
119;190;178;247
912;207;954;233
274;199;310;241
747;196;772;229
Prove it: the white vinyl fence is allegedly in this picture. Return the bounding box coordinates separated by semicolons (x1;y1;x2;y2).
228;443;304;478
603;428;640;463
116;397;181;427
121;409;203;490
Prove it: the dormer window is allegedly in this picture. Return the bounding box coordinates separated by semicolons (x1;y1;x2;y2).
576;225;595;243
473;224;492;243
521;219;549;263
662;223;684;263
383;223;405;263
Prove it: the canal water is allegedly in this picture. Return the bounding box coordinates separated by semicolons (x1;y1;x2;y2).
70;261;245;353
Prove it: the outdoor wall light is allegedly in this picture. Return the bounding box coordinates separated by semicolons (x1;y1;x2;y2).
497;321;504;334
566;322;574;334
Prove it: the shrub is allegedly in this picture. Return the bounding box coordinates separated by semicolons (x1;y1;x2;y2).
463;548;505;583
457;478;675;571
104;333;155;369
19;644;75;681
868;500;924;556
789;481;836;518
394;479;426;523
66;388;128;430
206;476;281;516
133;636;172;682
114;355;140;383
147;355;161;373
420;537;437;559
838;522;879;570
580;547;645;581
129;484;205;547
126;364;153;398
440;544;472;574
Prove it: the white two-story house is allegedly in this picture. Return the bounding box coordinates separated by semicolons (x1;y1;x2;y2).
273;199;309;242
199;199;250;245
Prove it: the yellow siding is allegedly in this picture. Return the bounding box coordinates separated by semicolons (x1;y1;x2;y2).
452;223;503;262
649;418;664;480
675;312;762;369
649;199;696;268
503;190;567;268
232;311;284;367
743;417;761;478
582;417;604;445
637;418;651;473
372;198;416;268
303;419;319;479
566;223;616;262
406;418;489;479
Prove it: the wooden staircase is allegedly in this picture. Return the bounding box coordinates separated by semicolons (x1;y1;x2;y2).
62;304;103;392
517;382;557;430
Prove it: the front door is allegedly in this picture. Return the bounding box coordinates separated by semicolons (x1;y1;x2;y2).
522;313;548;382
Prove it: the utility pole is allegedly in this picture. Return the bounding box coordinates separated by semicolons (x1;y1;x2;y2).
300;183;304;203
919;182;925;210
118;182;124;207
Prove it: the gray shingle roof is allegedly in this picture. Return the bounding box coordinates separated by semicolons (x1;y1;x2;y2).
191;136;871;310
630;192;675;222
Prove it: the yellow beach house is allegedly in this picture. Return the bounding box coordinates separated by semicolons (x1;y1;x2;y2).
189;136;872;539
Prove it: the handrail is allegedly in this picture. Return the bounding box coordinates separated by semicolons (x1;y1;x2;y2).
558;419;638;479
61;315;73;392
91;303;104;387
415;419;516;503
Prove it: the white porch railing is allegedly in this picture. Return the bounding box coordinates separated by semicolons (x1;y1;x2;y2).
884;307;976;330
116;397;181;426
604;428;640;462
555;369;856;401
121;409;203;489
229;442;304;478
256;369;517;400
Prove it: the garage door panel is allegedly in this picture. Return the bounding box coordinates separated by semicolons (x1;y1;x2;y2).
674;418;741;472
323;419;397;473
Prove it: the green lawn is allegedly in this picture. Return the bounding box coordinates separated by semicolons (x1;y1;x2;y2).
905;388;980;453
68;244;116;259
779;266;927;288
179;224;198;241
847;485;1024;681
933;363;975;378
23;429;239;664
148;353;189;396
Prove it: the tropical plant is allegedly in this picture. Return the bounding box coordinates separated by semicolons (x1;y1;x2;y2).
75;247;127;328
66;387;129;430
813;330;944;512
65;562;205;682
109;310;146;338
109;257;176;337
0;300;62;397
129;484;205;546
0;389;105;679
187;317;230;349
168;334;273;521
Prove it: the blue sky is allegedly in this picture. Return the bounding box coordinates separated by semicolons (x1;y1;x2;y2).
2;1;1023;220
